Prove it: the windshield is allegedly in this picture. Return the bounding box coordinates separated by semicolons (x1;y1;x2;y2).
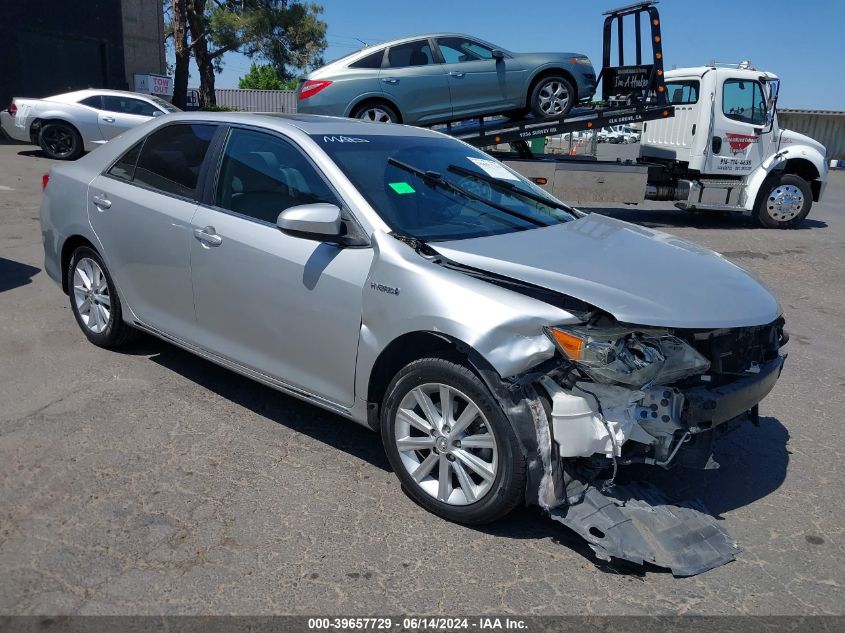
310;134;575;241
150;95;181;113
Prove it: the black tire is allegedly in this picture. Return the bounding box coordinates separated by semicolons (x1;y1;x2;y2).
67;246;134;348
351;101;400;124
754;173;812;229
380;357;526;525
529;75;575;119
39;121;83;160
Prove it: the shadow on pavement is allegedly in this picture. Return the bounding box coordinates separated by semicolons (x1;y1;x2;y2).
120;334;391;472
587;206;828;230
122;334;790;576
0;257;41;292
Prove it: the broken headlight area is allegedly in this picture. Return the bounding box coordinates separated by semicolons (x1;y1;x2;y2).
528;319;786;576
546;325;711;389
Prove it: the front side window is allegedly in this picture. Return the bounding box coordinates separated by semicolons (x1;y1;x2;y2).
215;127;339;224
386;40;434;68
665;80;699;104
101;95;160;117
311;134;575;241
437;37;494;64
722;79;766;125
133;124;216;197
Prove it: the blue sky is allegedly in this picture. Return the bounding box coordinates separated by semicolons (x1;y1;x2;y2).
195;0;843;109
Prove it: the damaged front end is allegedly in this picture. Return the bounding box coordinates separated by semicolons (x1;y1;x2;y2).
508;316;787;576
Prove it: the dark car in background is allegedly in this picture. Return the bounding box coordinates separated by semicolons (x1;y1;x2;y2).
297;34;596;124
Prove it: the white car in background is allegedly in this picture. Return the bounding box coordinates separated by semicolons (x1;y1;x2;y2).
1;89;179;160
599;125;640;144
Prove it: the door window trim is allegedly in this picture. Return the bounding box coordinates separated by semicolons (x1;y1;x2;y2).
100;121;225;205
201;123;370;245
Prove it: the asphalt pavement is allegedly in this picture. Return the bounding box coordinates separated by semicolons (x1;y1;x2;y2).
1;140;843;615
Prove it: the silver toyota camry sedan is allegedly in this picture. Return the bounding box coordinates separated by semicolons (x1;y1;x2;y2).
40;113;787;574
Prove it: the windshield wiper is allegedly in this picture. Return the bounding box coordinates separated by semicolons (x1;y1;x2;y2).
447;164;574;214
387;158;548;227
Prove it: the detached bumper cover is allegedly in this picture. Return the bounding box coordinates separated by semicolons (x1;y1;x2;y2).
550;482;740;576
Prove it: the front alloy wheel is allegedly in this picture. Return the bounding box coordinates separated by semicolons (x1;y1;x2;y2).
381;357;525;524
754;173;812;229
530;76;575;118
394;383;498;506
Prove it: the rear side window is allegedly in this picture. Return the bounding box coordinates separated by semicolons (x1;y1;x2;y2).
133;124;216;197
108;141;143;181
386;40;434;68
214;127;339;224
79;95;102;109
665;80;699;104
349;50;384;69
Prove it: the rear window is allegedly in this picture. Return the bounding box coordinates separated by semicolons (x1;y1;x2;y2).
665;80;699;104
349;50;384;69
132;124;217;198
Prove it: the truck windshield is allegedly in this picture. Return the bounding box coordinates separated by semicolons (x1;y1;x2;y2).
310;134;575;241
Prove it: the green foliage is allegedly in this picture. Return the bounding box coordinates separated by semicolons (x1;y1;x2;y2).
238;63;298;90
205;1;328;78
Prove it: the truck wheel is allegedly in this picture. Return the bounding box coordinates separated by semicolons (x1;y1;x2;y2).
380;357;526;525
39;122;83;160
754;174;812;229
529;76;575;118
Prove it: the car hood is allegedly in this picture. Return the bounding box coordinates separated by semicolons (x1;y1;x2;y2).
433;214;781;329
780;128;826;156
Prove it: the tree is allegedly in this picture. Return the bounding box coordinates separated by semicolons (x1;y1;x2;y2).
184;0;327;107
239;63;288;90
170;0;190;109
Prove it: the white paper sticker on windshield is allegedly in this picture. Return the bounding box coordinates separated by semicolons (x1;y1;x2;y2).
466;156;520;181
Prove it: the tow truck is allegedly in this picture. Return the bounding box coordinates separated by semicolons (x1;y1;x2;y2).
435;2;828;228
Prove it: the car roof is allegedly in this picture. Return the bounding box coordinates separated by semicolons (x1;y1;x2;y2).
157;111;447;139
322;33;507;68
48;89;161;102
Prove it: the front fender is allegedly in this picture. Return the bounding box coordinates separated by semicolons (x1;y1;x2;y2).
354;231;581;403
743;143;828;210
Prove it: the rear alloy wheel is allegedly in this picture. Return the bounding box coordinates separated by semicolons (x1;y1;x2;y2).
68;246;134;348
352;102;399;123
754;174;812;229
381;357;525;524
530;76;575;118
39;122;83;160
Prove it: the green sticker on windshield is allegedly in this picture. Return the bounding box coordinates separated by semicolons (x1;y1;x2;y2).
389;181;416;194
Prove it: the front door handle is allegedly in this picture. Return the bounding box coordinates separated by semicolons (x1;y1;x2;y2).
448;71;465;78
194;226;222;247
381;77;399;84
92;194;111;209
102;116;115;123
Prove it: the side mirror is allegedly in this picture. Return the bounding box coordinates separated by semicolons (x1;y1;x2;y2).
491;49;505;60
277;203;343;242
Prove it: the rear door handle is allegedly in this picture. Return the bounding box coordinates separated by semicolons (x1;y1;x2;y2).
194;226;222;247
92;194;111;209
102;116;115;123
448;71;465;78
381;77;399;84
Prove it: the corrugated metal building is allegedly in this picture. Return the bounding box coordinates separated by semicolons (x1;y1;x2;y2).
213;89;298;113
778;109;845;160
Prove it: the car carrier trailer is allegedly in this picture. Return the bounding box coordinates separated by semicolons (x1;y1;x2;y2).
435;2;828;229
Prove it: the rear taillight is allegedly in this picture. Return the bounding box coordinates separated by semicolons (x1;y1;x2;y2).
42;173;50;191
298;80;332;100
8;102;16;116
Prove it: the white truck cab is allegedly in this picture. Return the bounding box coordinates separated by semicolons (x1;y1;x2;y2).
640;64;828;228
